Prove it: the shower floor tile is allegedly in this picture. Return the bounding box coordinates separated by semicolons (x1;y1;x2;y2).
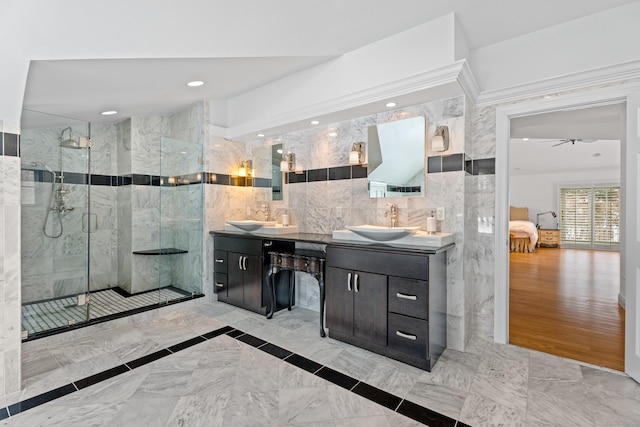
21;287;189;336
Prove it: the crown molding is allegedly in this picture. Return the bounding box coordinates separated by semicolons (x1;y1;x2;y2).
475;60;640;107
227;61;473;140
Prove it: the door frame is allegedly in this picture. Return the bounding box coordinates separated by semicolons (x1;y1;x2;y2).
494;82;640;345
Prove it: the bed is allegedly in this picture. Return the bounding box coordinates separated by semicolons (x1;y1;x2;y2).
509;206;538;253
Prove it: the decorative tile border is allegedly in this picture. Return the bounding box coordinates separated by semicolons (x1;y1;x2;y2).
1;325;468;426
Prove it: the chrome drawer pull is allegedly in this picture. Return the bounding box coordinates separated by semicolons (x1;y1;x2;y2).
215;283;224;288
347;273;352;291
396;331;417;341
354;274;359;293
215;259;224;263
396;292;417;301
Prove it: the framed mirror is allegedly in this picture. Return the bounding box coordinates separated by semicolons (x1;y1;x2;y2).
367;115;426;198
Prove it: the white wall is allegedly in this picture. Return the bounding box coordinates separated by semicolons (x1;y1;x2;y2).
510;168;620;229
470;2;640;93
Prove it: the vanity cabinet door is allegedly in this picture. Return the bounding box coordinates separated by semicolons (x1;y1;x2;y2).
242;254;263;310
325;266;387;346
325;267;354;338
352;271;387;346
227;252;245;304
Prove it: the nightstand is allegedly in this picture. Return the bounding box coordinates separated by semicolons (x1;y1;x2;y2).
538;229;560;248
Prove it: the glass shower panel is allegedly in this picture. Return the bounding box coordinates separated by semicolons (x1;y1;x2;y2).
159;137;204;303
20;110;91;337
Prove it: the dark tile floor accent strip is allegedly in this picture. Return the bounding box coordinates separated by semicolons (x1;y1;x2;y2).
225;328;245;338
74;364;130;390
126;348;172;369
284;353;323;373
259;342;293;359
236;333;267;348
201;325;233;339
8;384;77;416
167;336;207;353
1;323;461;426
352;382;403;411
315;366;359;390
397;399;457;427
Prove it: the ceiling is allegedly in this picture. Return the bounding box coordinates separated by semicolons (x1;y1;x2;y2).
16;0;637;131
509;103;624;175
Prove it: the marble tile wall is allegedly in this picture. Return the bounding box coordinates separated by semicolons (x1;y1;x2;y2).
1;119;22;399
219;96;472;350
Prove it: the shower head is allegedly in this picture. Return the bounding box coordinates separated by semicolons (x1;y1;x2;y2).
59;127;81;149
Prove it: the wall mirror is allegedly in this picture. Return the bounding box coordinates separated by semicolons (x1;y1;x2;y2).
367;115;425;198
271;144;283;200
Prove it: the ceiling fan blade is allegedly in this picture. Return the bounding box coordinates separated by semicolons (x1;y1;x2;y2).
552;140;569;147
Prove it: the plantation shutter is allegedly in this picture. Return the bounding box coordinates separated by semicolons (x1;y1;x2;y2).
593;187;620;245
559;186;620;247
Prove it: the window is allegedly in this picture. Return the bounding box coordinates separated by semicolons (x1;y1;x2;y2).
559;186;620;248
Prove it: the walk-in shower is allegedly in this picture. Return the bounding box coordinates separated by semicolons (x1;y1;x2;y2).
20;110;204;339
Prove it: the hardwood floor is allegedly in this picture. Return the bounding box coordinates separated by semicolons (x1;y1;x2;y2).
509;247;625;371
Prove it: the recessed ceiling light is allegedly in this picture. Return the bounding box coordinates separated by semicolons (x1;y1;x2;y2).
310;120;320;125
386;102;397;108
328;132;338;137
543;95;554;99
257;133;265;137
186;80;204;87
522;138;529;141
100;110;118;116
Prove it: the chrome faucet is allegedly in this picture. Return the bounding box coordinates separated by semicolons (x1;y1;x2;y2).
256;204;270;221
385;203;398;228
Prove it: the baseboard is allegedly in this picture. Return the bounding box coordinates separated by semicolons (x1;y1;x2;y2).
618;293;626;309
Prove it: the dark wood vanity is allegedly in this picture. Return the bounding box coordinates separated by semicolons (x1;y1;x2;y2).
211;230;452;371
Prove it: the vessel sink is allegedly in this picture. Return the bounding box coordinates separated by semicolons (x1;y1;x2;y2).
345;225;419;241
226;220;276;232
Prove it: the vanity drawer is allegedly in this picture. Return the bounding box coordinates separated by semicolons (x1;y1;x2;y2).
387;313;427;359
388;277;428;320
214;273;227;294
326;247;427;280
215;235;262;256
214;250;227;274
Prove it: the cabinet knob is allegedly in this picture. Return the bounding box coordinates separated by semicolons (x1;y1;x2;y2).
215;283;224;288
264;241;273;247
215;259;224;263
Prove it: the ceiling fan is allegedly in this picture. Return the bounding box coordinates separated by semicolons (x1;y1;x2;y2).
539;138;596;147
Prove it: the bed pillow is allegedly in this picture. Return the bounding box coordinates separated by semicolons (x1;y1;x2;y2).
510;206;529;221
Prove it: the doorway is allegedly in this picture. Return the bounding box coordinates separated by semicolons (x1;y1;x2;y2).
493;84;640;379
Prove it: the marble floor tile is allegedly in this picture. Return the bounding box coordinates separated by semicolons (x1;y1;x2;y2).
4;301;640;427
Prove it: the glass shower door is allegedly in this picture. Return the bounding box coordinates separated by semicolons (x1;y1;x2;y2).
158;137;204;304
20;111;91;338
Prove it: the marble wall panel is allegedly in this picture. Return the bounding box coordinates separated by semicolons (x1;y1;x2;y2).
130;116;169;176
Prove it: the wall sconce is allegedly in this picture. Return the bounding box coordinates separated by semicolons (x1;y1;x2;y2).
432;125;449;152
349;142;365;165
280;153;295;172
238;160;252;177
536;210;557;229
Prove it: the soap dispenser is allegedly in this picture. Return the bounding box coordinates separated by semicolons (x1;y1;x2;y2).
282;210;289;226
427;210;437;235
